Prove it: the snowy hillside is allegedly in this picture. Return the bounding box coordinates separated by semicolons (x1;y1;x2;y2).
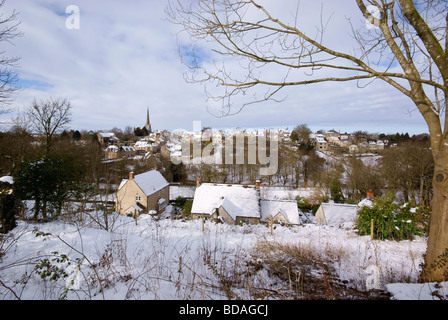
0;205;446;301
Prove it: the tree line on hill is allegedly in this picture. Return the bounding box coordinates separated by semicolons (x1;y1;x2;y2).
0;99;434;234
287;125;434;207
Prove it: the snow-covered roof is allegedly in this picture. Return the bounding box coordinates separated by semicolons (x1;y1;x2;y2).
118;170;169;196
316;202;359;227
191;183;260;218
169;185;195;200
98;132;115;138
220;198;252;220
121;146;135;152
260;199;301;224
106;145;119;152
168;144;182;151
132;203;144;212
135;140;151;148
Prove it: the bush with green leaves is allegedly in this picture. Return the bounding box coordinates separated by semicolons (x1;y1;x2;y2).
13;152;88;220
356;195;429;241
182;199;193;219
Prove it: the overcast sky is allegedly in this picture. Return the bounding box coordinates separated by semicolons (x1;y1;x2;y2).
1;0;429;135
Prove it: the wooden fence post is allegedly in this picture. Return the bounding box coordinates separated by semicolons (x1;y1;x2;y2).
202;213;205;233
370;219;374;240
178;256;182;273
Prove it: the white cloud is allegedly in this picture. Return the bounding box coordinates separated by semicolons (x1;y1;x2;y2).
1;0;429;135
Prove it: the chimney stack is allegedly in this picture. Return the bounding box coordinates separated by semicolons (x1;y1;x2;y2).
129;172;135;180
367;189;374;199
196;177;202;187
255;180;260;190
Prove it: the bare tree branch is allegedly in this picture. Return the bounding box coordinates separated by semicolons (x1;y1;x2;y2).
26;97;72;154
168;1;445;108
0;0;22;114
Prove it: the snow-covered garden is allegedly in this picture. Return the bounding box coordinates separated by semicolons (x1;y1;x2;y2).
1;203;446;301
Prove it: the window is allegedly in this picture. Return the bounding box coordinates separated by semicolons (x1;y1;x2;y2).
136;195;141;202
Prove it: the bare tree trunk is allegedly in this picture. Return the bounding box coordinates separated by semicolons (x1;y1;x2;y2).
422;147;448;281
33;199;40;220
42;199;47;219
419;178;423;205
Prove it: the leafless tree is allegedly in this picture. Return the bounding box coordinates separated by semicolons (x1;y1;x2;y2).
168;0;448;281
345;156;384;202
0;0;21;115
27;97;72;154
380;141;434;205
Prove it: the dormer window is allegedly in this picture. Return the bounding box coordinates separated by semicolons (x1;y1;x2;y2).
136;196;141;202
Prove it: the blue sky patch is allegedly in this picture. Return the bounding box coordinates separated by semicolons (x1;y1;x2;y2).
15;78;53;91
179;44;209;68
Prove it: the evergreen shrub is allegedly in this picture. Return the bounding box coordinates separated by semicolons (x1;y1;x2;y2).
356;195;429;241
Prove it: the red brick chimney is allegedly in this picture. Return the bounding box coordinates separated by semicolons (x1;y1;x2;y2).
129;172;135;180
196;177;202;187
255;180;260;190
367;189;374;199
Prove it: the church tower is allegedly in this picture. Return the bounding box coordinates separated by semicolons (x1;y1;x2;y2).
145;107;152;133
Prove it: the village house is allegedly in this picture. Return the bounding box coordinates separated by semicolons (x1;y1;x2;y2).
324;129;340;139
104;145;136;160
190;180;301;225
121;145;136;158
368;140;378;150
376;140;385;150
339;136;353;147
161;141;182;162
349;144;359;154
314;201;359;228
328;136;341;147
260;199;301;225
115;170;170;217
190;182;261;225
134;138;159;154
97;132;119;145
104;145;119;160
313;136;329;151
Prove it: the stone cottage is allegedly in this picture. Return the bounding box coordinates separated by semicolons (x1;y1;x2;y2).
115;170;169;217
190;181;301;226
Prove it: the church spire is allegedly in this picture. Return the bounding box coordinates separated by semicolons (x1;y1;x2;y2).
145;107;151;133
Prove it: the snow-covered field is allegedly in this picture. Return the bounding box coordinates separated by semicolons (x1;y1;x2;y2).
0;206;446;301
